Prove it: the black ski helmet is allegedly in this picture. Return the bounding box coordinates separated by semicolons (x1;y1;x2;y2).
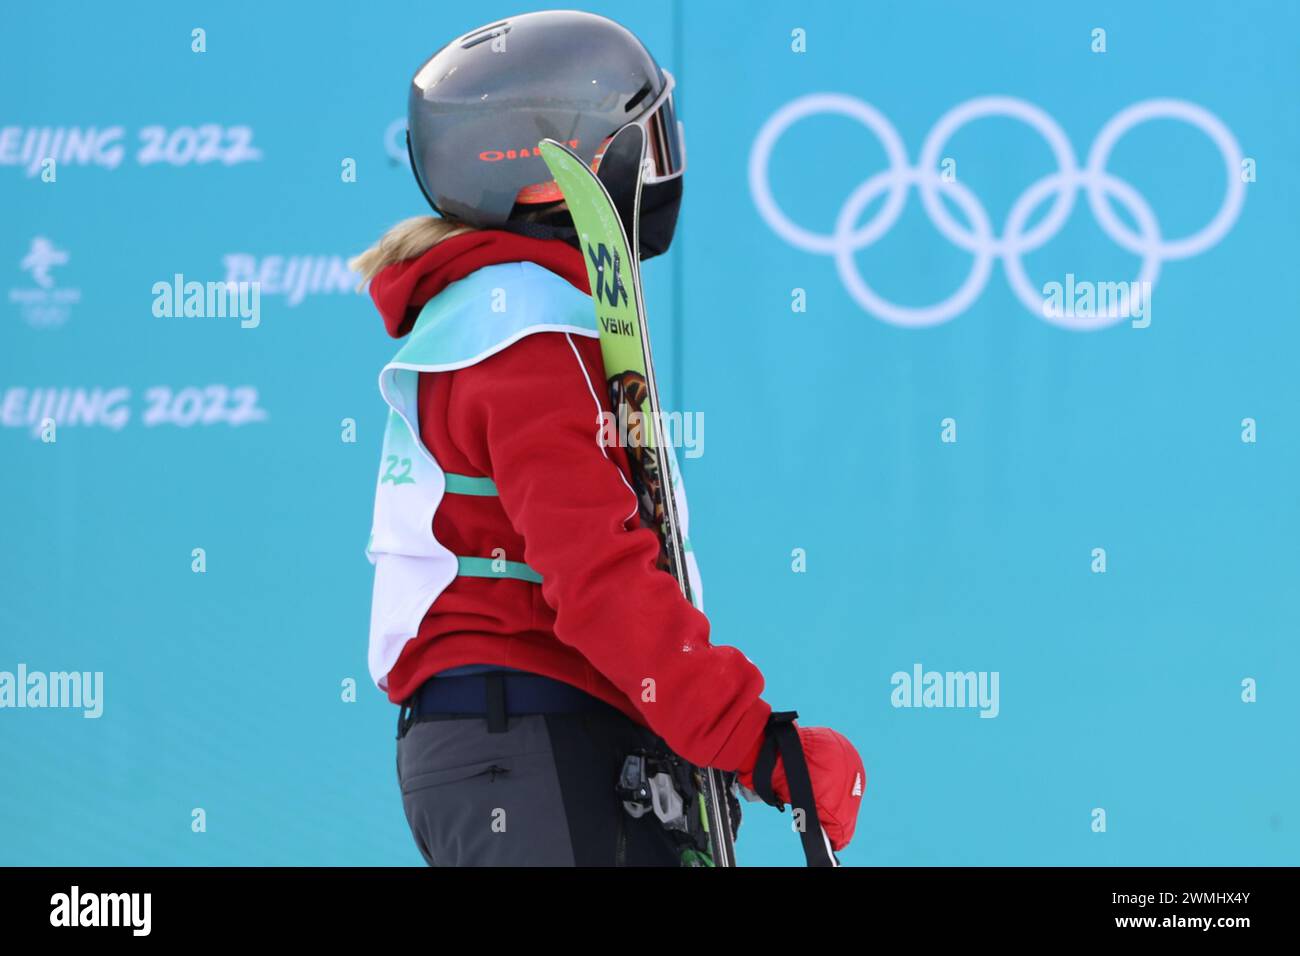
406;10;685;257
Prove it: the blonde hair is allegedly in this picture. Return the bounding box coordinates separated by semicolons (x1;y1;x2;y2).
349;215;476;287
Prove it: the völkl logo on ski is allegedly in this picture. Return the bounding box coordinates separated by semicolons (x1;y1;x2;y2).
586;241;629;310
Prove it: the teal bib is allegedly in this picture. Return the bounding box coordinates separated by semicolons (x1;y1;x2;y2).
365;259;702;691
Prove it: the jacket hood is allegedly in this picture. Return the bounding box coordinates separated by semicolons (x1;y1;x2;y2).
369;229;591;338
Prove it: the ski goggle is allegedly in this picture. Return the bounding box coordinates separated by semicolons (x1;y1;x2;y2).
515;70;685;205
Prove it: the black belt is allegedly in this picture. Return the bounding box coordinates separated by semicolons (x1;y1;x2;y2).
399;671;613;736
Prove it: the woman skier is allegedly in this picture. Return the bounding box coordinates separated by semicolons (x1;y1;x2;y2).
353;9;865;866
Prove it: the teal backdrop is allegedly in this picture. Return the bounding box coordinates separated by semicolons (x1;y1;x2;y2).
2;0;1295;865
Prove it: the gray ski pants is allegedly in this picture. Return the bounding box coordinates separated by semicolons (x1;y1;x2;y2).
397;707;685;866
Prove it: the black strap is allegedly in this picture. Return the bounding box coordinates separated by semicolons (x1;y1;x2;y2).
485;673;508;734
396;699;415;740
758;711;838;868
753;720;783;809
500;217;578;244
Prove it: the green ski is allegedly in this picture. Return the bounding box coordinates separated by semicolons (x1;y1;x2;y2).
539;125;738;868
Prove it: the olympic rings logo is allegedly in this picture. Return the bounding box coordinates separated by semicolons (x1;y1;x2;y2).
748;95;1246;330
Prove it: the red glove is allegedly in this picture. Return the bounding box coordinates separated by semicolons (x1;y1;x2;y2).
739;724;865;852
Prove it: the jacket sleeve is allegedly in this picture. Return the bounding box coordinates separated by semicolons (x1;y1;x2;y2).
443;330;771;771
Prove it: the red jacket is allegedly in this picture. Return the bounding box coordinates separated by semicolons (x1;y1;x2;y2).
369;230;771;773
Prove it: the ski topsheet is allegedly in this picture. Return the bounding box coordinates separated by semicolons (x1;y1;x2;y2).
539;126;738;867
